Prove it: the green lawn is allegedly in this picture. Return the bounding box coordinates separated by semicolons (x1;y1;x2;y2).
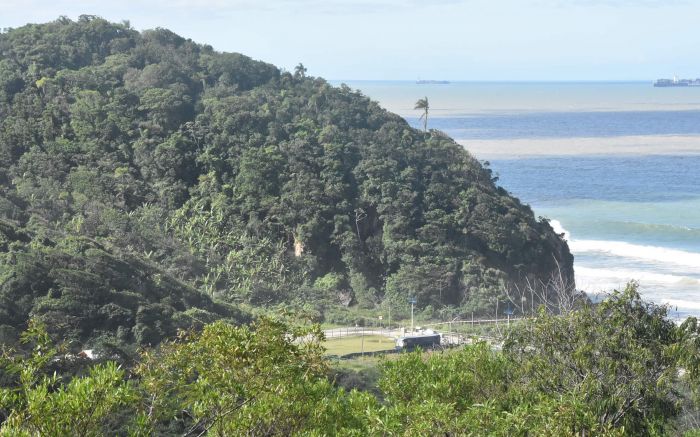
324;335;396;356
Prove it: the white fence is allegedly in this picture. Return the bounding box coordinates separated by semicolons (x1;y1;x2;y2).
323;327;395;339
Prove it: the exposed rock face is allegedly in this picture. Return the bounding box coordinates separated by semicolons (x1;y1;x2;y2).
294;237;305;257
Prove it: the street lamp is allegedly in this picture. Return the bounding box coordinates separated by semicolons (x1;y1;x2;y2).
408;297;417;332
504;302;514;327
449;315;459;346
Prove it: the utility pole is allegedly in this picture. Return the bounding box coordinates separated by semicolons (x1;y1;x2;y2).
449;316;459;346
506;303;513;327
361;325;365;358
408;297;417;332
495;299;499;328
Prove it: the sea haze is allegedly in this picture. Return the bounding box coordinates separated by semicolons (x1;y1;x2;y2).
339;80;700;317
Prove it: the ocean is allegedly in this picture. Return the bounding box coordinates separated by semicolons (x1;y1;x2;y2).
335;81;700;317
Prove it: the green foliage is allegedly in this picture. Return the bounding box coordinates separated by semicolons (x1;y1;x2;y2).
369;284;700;436
1;289;699;435
313;272;344;292
0;321;138;436
0;221;246;349
0;16;572;349
504;282;695;435
135;318;375;435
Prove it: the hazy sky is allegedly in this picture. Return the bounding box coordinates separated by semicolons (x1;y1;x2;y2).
1;0;699;80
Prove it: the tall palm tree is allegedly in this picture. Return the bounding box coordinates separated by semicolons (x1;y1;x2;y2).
294;63;307;79
414;97;429;132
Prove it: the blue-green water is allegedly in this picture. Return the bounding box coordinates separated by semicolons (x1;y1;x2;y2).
494;157;700;317
338;81;700;316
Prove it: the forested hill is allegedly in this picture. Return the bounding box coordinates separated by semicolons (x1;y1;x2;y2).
0;16;573;347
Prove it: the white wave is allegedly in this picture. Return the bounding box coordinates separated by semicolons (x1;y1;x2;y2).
549;219;570;241
569;239;700;269
661;299;700;311
550;220;700;269
549;219;700;315
575;267;700;287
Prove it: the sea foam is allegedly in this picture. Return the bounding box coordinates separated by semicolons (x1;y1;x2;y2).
575;267;700;287
550;219;570;240
661;299;700;311
569;240;700;269
551;219;700;269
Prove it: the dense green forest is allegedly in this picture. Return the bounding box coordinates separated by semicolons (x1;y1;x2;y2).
2;285;700;435
0;16;571;349
3;16;700;437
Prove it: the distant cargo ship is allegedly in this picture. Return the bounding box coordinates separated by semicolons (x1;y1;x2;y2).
416;80;450;84
653;76;700;87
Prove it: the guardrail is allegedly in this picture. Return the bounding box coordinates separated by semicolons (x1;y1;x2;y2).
323;327;396;339
324;318;529;339
323;317;530;349
423;317;530;328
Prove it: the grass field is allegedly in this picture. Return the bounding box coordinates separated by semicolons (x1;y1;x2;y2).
324;335;396;356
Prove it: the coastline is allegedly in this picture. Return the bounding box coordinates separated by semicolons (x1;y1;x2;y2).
342;80;700;317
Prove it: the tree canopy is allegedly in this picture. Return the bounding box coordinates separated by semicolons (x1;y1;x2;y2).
2;286;699;435
414;96;429;132
0;16;572;349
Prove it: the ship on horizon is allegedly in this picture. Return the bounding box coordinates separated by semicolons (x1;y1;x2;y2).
416;79;450;84
653;76;700;87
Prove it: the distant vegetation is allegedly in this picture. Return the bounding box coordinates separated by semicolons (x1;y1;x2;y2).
0;16;573;350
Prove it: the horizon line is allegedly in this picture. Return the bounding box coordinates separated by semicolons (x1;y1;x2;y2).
327;79;664;83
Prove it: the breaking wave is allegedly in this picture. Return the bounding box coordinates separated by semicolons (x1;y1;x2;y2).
575;267;700;287
551;219;700;269
569;240;700;269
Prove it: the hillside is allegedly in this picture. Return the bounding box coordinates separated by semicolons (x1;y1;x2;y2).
0;16;573;347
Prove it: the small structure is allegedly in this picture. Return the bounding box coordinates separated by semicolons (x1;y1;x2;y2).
395;329;441;351
78;349;96;360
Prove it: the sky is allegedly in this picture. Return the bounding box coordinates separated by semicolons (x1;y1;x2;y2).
1;0;699;80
